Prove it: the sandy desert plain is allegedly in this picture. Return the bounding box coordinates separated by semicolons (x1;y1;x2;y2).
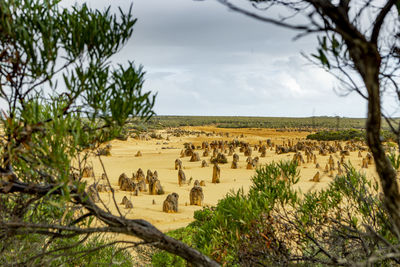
84;126;379;233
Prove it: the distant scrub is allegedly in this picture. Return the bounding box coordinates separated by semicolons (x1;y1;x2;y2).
307;129;396;142
306;129;365;141
134;115;382;130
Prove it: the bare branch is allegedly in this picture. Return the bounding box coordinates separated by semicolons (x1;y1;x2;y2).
371;0;397;43
218;0;318;32
0;179;220;267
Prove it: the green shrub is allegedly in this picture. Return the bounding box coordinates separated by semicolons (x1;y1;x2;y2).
306;129;365;141
152;225;197;267
152;161;299;265
0;233;134;266
50;236;134;267
307;129;396;142
152;160;399;266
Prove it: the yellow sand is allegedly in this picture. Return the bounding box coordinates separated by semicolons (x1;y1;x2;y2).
85;126;378;233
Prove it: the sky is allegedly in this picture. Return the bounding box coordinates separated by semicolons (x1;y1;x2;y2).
60;0;386;118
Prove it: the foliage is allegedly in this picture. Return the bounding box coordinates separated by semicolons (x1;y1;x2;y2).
213;1;400;263
153;161;399;266
0;0;156;265
0;230;134;266
307;129;397;142
152;226;197;267
152;161;299;265
306;129;365;141
50;236;134;267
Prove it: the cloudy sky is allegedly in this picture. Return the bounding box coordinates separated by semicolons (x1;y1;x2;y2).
62;0;389;118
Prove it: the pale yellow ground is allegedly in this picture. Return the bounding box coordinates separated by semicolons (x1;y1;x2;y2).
84;126;378;233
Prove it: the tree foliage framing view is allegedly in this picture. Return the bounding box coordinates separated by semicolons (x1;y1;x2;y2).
218;0;400;240
2;0;400;266
0;1;217;266
180;0;400;265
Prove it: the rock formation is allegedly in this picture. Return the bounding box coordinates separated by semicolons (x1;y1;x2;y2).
310;171;320;182
125;199;133;209
149;176;164;195
163;193;179;213
175;159;182;170
118;173;129;186
178;169;186;186
121;196;128;205
190;152;201;162
212;163;221;183
190;184;204;206
231;160;238;169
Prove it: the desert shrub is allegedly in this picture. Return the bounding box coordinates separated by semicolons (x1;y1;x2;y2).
306;129;365;141
116;133;129;141
49;236;133;266
142;116;371;130
381;130;397;143
307;129;396;142
152;161;299;266
152;226;196;267
153;160;400;266
0;230;133;266
194;162;299;264
235;166;397;266
149;132;163;139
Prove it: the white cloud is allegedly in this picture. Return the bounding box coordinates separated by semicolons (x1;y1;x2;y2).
62;0;371;118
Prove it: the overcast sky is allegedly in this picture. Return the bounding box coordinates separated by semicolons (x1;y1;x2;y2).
61;0;392;118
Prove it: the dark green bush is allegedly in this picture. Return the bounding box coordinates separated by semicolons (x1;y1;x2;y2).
51;236;134;266
152;161;299;266
306;129;365;141
152;160;399;266
152;226;197;267
0;233;134;266
307;129;397;142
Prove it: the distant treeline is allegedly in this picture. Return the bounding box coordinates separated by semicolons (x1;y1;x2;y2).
128;115;399;131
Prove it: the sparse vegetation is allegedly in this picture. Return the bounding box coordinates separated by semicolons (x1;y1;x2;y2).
307;129;396;142
306;129;365;141
138;116;386;130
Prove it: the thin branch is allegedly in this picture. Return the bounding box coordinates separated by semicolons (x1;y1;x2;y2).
218;0;316;32
0;179;220;267
97;154;123;218
371;0;397;44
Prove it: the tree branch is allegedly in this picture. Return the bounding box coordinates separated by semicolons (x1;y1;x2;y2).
218;0;317;32
371;0;397;44
0;179;220;267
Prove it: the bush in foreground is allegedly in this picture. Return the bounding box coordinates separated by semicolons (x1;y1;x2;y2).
153;161;399;266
